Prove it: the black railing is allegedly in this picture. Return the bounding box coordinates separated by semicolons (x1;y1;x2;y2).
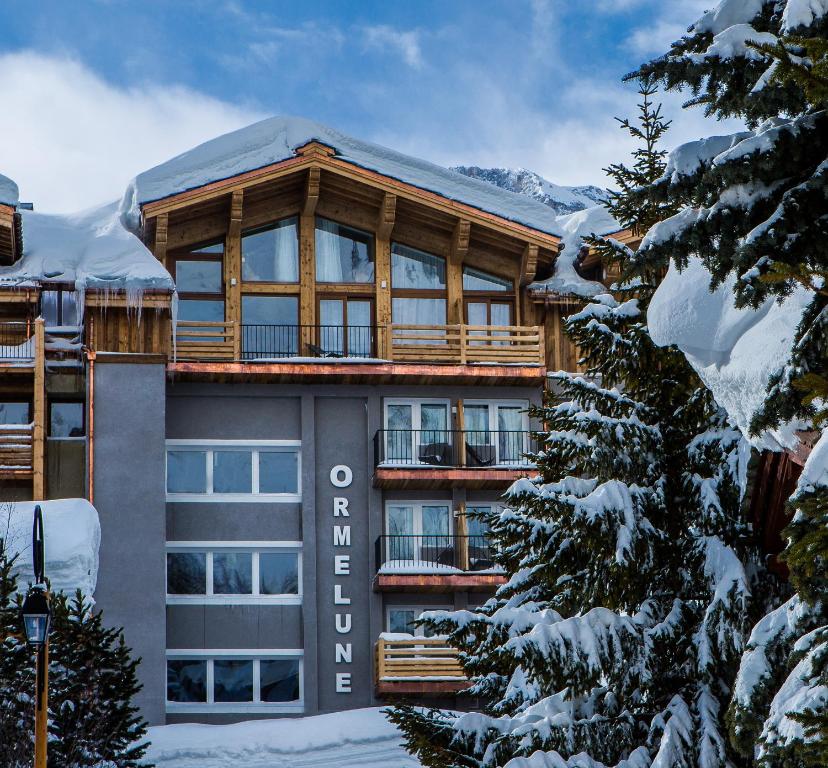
375;534;496;572
0;322;34;360
240;324;381;360
374;429;536;468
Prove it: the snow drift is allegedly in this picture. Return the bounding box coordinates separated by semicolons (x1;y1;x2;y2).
0;173;19;207
1;498;100;596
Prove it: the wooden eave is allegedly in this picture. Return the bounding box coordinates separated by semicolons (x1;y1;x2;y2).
0;205;18;267
373;573;507;593
140;142;562;252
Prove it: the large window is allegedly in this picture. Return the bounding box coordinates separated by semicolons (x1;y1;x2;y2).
166;544;301;604
391;243;447;329
463;266;514;332
385;502;452;565
463;401;529;466
49;401;84;438
242;218;299;282
317;297;374;357
386;606;450;637
241;296;300;359
165;441;301;501
172;242;225;323
383;399;451;465
315;217;374;283
41;289;81;327
167;651;303;712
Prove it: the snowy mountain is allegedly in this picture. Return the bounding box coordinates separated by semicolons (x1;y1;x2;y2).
450;166;608;215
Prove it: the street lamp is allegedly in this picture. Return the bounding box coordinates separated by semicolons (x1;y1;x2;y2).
20;504;50;768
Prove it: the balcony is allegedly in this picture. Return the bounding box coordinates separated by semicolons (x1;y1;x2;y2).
374;534;506;592
375;636;469;696
170;322;545;384
0;321;35;365
373;429;536;488
0;422;34;478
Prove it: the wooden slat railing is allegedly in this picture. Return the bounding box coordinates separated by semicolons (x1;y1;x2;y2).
375;636;466;682
390;324;543;365
0;422;34;473
174;321;237;361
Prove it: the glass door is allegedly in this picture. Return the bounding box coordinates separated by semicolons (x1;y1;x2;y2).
318;298;373;357
463;404;495;467
417;403;450;465
386;503;451;566
497;405;525;464
385;404;413;463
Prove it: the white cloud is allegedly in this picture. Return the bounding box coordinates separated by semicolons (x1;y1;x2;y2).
0;51;263;213
361;25;424;69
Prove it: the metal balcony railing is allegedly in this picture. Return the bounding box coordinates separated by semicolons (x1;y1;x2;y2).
375;534;497;572
374;429;536;468
240;324;380;360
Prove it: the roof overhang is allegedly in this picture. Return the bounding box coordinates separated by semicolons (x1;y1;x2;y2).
140;141;562;252
0;204;20;267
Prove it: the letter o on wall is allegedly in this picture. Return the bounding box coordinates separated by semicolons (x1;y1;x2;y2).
330;465;353;488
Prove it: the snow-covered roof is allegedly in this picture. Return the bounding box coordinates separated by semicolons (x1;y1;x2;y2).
528;205;621;298
0;173;19;208
0;201;173;297
647;256;813;450
121;115;564;238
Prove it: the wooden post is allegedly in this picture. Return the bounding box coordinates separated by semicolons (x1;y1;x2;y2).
448;220;470;325
376;637;386;682
154;213;168;265
299;168;320;354
34;640;48;768
375;193;395;360
225;191;243;351
456;398;466;468
32;318;45;500
458;324;467;365
537;322;546;367
456;501;469;571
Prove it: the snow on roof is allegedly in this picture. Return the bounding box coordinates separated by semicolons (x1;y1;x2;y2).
528;205;621;298
647;255;813;450
0;201;173;297
0;173;19;208
3;498;100;596
121;115;563;237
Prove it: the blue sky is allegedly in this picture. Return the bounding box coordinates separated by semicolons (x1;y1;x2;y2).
0;0;737;212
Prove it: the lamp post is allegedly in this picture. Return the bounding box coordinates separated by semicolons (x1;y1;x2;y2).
20;504;50;768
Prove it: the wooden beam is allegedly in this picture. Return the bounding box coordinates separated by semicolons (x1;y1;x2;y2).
303;167;321;217
519;243;539;286
375;193;396;358
376;192;396;240
447;220;470;325
226;190;243;359
299;214;316;351
154;213;168;265
32;318;45;500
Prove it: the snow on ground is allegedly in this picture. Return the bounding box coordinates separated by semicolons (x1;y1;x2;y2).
121;115;563;237
647;256;812;449
529;205;621;298
0;201;173;301
1;498;100;595
143;708;422;768
0;173;19;207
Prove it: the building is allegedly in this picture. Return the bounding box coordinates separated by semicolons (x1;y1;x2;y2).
0;118;620;725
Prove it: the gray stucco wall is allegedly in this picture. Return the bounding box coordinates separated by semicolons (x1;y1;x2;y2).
93;362;167;725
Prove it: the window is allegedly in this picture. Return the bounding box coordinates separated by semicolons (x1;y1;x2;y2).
391;243;447;333
0;402;30;425
41;289;80;327
465;505;501;570
241;295;300;359
172;242;225;323
242;218;299;282
317;297;374;357
383;399;451;465
463;401;529;466
166;651;303;712
463;267;512;292
386;606;450;637
166;545;301;604
48;401;84;438
165;441;301;501
385;502;452;565
463;266;514;339
315;217;374;283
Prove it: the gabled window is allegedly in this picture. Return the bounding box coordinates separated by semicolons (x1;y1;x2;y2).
315;217;374;283
391;243;447;329
242;217;299;282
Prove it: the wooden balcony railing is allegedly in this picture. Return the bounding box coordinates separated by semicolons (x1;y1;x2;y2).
375;636;467;693
0;321;34;361
172;322;544;366
0;422;34;474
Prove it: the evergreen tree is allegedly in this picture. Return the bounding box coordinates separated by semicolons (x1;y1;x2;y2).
389;82;772;768
629;2;828;764
0;531;151;767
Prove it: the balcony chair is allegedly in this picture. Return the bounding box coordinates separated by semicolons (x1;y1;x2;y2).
465;442;495;467
418;442;452;465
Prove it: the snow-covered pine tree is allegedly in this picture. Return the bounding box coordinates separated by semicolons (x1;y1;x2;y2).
389;82;770;768
48;590;150;768
629;2;828;764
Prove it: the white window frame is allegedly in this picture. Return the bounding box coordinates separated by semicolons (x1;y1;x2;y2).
462;400;530;466
166;541;302;605
382;398;452;466
384;500;454;537
165;648;304;714
165;439;301;502
385;605;452;637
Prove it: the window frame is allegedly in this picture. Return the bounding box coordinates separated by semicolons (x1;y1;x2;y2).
314;216;376;285
41;287;82;328
390;241;448;325
463;400;531;466
165;649;304;714
48;399;85;440
384;500;454;538
240;216;300;284
165;440;302;502
385;605;452;637
170;239;226;322
315;295;376;356
0;400;32;426
166;541;303;605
